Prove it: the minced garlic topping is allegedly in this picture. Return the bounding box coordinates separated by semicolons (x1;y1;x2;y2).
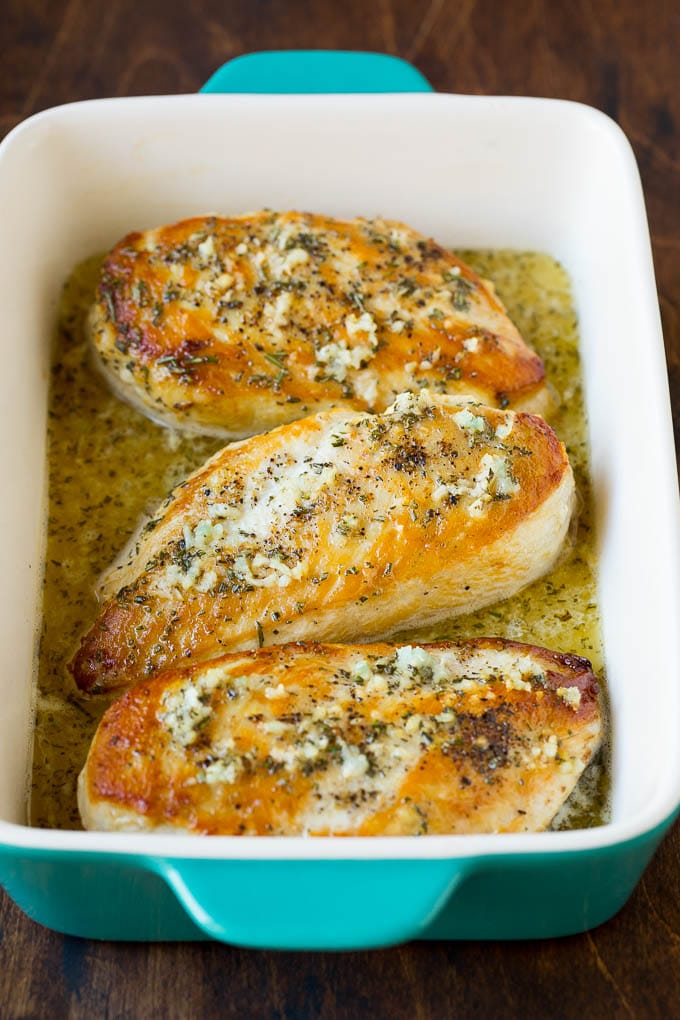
454;408;486;433
158;666;230;747
556;685;582;710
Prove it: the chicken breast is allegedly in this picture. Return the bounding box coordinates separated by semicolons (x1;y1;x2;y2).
78;639;602;835
70;391;574;694
89;211;548;437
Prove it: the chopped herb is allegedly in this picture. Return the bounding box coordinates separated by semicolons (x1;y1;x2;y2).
264;351;289;372
348;288;365;311
103;292;117;322
134;280;149;306
286;231;328;259
157;352;219;381
398;278;418;297
449;274;475;311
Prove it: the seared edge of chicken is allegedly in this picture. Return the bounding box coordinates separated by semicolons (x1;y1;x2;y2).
89;211;548;437
78;639;602;836
70;391;574;694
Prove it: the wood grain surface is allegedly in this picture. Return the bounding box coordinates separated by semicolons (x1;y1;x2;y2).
1;1;679;1017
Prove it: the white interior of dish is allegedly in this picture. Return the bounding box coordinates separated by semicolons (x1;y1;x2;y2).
0;93;677;859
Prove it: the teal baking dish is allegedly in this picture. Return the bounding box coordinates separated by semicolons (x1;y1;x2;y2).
0;51;678;950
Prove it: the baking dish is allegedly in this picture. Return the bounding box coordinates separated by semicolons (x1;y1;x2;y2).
0;51;678;950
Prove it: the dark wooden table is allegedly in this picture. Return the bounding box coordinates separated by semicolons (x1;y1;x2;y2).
2;1;679;1016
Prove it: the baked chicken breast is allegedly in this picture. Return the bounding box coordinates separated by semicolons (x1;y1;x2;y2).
78;639;602;835
89;211;548;437
70;391;574;694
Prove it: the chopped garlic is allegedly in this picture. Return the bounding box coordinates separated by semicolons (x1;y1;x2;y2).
207;502;240;520
386;389;435;418
158;666;230;746
495;417;514;441
262;719;290;735
345;311;378;345
197;236;215;260
467;453;520;517
200;758;240;785
233;553;305;589
395;645;435;674
282;247;309;272
354;370;379;405
556;686;582;710
366;673;388;695
264;684;287;700
353;659;373;682
454;408;486;433
341;745;370;780
315;339;375;382
543;735;558;759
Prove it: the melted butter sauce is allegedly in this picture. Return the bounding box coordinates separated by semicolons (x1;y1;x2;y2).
30;250;609;831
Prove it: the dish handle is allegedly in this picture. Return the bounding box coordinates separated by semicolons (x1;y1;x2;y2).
150;856;468;950
200;50;433;95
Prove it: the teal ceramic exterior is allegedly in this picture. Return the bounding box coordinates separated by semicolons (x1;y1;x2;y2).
0;813;677;948
200;50;433;95
2;50;678;950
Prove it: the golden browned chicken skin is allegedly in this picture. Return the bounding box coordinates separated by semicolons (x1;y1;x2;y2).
78;639;602;836
89;211;548;437
70;391;574;694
